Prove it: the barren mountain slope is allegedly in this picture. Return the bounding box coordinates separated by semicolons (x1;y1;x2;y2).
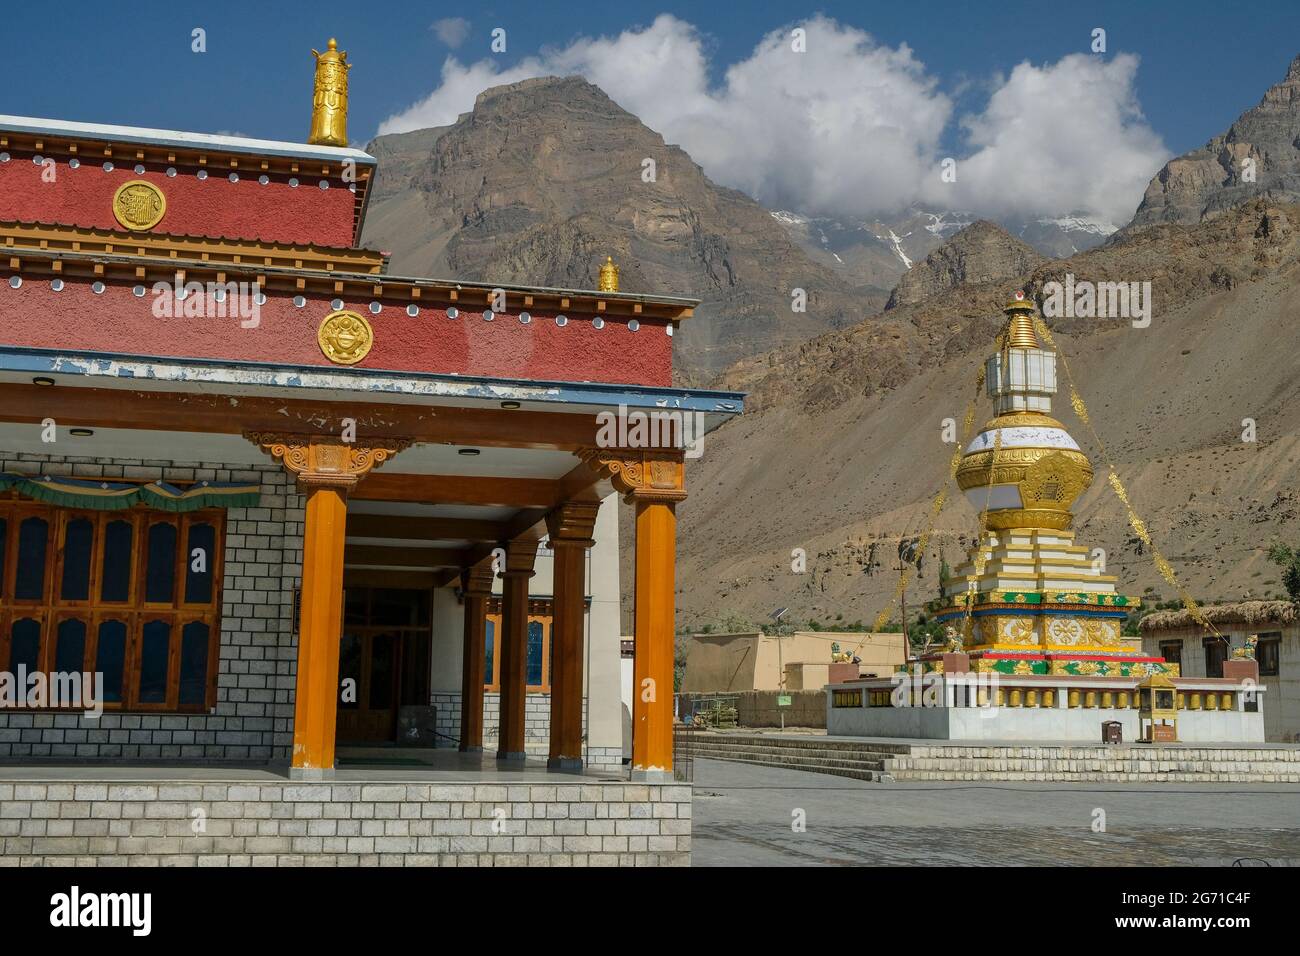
886;220;1044;310
676;201;1300;629
1128;54;1300;229
362;76;886;382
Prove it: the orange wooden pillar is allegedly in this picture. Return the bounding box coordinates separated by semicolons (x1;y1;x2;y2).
458;564;494;752
546;502;599;770
292;485;348;775
496;540;537;762
246;432;408;779
578;448;686;782
631;498;678;780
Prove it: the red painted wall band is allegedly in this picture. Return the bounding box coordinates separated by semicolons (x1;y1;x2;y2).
0;154;357;248
0;278;673;387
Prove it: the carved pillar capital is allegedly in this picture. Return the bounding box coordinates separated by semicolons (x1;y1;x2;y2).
460;563;495;597
545;500;600;548
498;538;538;580
578;448;686;503
245;432;410;494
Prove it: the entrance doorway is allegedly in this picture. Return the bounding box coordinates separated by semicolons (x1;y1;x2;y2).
336;587;431;743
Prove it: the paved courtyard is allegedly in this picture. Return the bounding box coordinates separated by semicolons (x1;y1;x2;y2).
691;759;1300;866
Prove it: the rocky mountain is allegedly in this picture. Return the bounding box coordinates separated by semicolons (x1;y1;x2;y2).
678;199;1300;629
362;76;887;382
885;221;1043;310
1128;54;1300;229
771;206;1113;292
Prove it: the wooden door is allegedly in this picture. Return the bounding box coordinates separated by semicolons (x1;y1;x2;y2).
336;628;401;742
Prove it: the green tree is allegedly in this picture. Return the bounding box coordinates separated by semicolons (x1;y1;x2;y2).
1267;545;1300;602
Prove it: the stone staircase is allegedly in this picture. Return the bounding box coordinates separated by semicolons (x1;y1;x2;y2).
676;731;910;782
677;731;1300;783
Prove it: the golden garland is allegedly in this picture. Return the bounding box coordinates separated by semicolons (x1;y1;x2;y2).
1031;315;1220;637
960;429;1003;638
872;332;1004;635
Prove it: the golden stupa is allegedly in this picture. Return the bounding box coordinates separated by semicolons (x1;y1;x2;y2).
935;295;1169;677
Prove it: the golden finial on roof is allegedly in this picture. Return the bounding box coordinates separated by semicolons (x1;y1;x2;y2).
308;38;351;147
597;256;620;293
1004;291;1039;349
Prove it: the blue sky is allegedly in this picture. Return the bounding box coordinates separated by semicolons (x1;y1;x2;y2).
4;1;1298;223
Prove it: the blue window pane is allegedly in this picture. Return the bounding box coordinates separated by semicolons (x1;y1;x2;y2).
184;523;216;604
100;520;133;602
145;523;177;603
139;619;171;703
9;618;41;674
483;620;495;687
54;618;87;674
179;621;209;705
96;620;127;703
526;620;544;686
60;518;94;601
15;517;49;600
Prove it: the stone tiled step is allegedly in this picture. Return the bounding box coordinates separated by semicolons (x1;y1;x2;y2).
684;752;888;782
676;733;1300;782
679;744;890;771
677;732;912;755
677;739;893;781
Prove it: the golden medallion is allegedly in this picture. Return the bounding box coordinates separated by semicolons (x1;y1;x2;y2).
112;180;167;231
317;310;374;365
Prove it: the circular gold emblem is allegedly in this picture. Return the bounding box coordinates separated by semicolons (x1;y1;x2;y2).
317;310;374;365
112;180;167;231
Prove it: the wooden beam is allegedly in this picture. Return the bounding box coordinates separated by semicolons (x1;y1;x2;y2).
0;382;599;450
343;545;468;569
353;474;558;508
345;513;529;542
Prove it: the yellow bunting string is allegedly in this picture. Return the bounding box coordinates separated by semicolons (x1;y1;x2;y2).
1034;315;1219;637
871;336;1000;638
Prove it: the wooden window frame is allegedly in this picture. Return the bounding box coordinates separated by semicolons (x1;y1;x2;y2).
483;598;553;693
0;494;224;713
1257;632;1281;678
1158;640;1182;669
1202;636;1226;679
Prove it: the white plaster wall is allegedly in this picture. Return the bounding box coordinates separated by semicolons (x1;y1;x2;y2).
429;586;463;695
827;700;1265;742
1143;626;1300;742
586;493;623;757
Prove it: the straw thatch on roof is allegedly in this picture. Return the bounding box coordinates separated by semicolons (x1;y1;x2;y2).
1139;600;1300;632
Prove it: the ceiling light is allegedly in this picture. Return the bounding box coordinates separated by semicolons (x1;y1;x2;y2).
458;448;481;456
32;377;55;386
69;428;94;437
500;401;521;410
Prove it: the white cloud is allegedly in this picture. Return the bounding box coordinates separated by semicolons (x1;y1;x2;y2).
933;53;1169;226
431;17;471;49
378;16;1168;225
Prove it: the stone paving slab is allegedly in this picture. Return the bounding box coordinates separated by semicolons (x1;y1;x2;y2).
690;758;1300;867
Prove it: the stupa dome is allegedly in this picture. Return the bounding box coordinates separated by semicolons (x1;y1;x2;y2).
955;296;1093;531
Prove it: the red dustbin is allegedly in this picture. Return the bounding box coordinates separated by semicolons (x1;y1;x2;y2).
1102;720;1123;744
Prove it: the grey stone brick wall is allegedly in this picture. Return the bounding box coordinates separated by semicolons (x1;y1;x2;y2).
0;453;303;762
0;779;690;866
429;691;622;768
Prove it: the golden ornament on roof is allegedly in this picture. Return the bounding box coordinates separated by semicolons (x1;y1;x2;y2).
597;256;620;293
309;38;351;147
112;180;166;232
318;309;373;365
